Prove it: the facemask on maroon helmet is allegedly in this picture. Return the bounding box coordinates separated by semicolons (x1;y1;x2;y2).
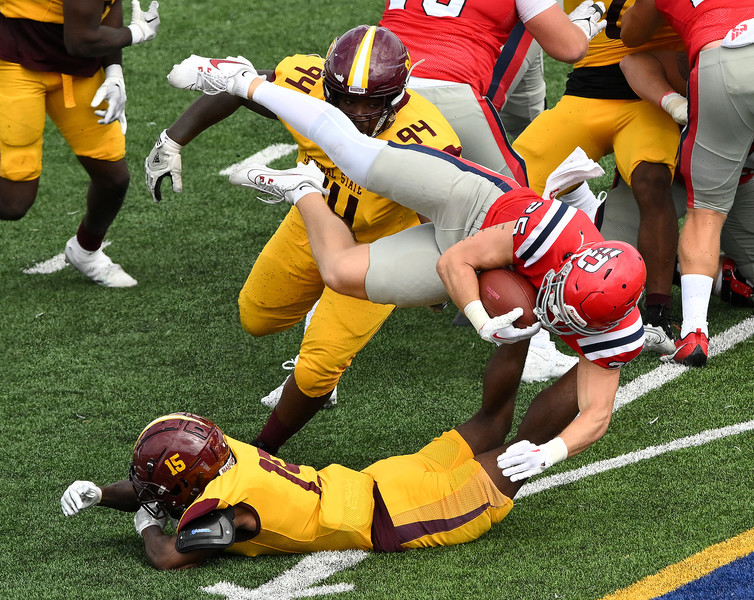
534;241;646;336
323;24;411;137
129;413;233;519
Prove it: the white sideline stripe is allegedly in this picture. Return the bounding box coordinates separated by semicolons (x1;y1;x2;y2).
613;315;754;412
517;419;754;499
22;240;111;275
218;143;298;175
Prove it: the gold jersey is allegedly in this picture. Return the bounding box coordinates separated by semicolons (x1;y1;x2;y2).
179;436;376;556
567;0;683;68
273;54;462;243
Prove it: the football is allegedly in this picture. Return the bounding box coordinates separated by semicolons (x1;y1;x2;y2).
478;268;539;328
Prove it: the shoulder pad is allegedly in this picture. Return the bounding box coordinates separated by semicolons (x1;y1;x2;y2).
176;506;235;553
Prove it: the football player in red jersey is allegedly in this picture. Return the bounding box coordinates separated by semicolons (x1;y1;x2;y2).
167;56;648;480
622;0;754;367
0;0;160;287
381;0;607;379
60;410;587;569
512;0;686;359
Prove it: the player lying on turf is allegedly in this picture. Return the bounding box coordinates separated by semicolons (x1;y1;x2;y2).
61;410;580;569
165;54;647;475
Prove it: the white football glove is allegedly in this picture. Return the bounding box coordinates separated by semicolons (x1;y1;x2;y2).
478;308;542;345
660;92;688;126
91;64;127;134
497;438;569;482
145;129;183;202
167;54;263;97
134;504;167;535
128;0;160;45
568;1;607;41
61;480;102;516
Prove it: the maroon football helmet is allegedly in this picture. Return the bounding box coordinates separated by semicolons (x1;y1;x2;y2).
323;24;411;136
534;241;646;336
129;413;232;519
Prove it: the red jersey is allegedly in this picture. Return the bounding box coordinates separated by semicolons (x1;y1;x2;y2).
655;0;754;63
379;0;548;97
482;190;645;369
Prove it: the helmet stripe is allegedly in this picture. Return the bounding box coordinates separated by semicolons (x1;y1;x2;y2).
348;25;377;91
134;413;205;448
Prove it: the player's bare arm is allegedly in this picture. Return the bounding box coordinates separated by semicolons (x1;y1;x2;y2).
559;356;620;456
620;0;664;48
436;223;516;313
524;4;591;63
63;0;132;56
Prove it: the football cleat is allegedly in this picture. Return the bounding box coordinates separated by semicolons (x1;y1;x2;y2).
167;54;260;96
521;339;578;383
662;328;709;367
64;236;137;287
261;356;338;409
229;162;329;204
642;304;676;354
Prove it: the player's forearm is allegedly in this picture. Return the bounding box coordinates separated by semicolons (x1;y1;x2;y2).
99;479;141;512
141;529;212;570
556;409;611;457
64;0;133;57
167;94;245;146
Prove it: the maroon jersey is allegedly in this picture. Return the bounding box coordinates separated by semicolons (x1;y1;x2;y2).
654;0;754;63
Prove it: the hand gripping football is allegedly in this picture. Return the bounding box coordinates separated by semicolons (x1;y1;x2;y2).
478;268;538;328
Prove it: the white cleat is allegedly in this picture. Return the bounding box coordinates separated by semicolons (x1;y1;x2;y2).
64;236;137;288
167;54;259;95
230;162;329;205
260;356;338;409
642;324;677;355
521;340;578;383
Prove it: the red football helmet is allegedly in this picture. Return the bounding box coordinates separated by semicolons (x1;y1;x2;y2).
129;413;232;519
323;24;411;136
534;241;646;336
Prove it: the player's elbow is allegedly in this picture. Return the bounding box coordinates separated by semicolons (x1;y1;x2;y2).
318;259;365;299
63;38;93;57
620;27;646;48
63;29;105;57
543;32;589;64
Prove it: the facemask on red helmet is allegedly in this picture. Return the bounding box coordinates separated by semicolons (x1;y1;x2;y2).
534;241;646;336
323;25;411;137
129;413;233;519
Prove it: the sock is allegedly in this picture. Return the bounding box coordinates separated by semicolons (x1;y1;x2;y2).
712;267;724;296
680;274;712;337
645;294;671;310
559;182;603;222
254;408;299;454
76;222;104;252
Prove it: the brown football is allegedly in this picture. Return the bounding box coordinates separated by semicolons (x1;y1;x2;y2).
478;268;539;328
